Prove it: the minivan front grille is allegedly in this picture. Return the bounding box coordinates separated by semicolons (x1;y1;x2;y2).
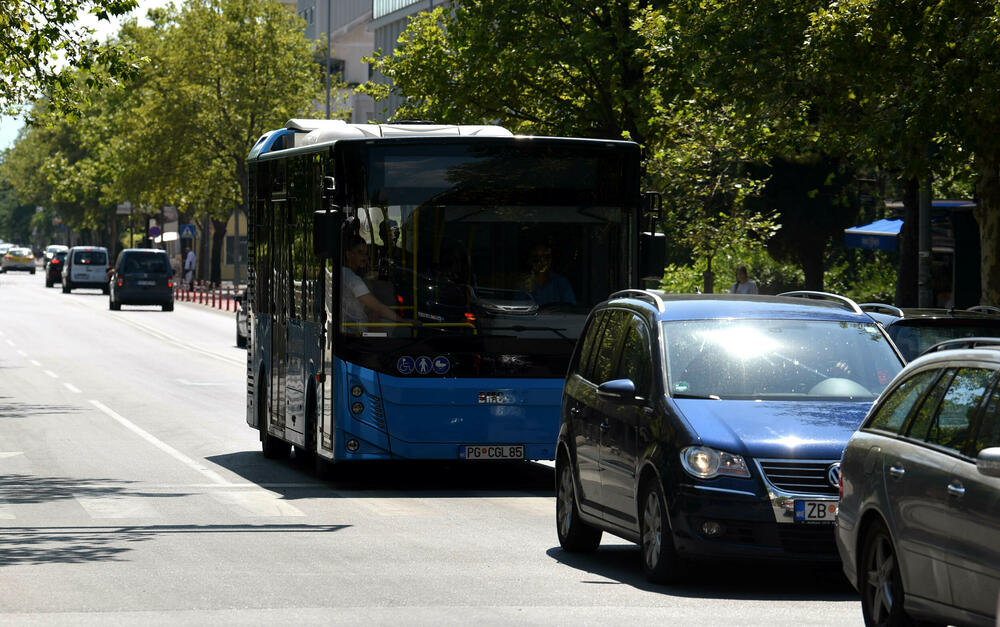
756;459;839;496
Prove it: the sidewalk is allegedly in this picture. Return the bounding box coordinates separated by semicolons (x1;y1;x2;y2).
175;281;243;313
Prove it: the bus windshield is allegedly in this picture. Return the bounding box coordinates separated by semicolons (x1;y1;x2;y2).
338;141;631;345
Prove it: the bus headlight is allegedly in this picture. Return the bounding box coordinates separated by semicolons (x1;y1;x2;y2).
680;446;750;479
350;384;364;398
351;401;364;415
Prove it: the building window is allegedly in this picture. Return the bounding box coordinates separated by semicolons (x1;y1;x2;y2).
226;235;247;265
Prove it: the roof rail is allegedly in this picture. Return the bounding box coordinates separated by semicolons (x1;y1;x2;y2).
919;336;1000;357
609;289;665;312
967;305;1000;316
777;291;864;314
859;302;904;317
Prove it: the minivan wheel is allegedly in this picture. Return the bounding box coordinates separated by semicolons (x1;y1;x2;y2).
109;297;120;311
640;478;683;584
555;456;602;552
860;521;914;627
62;280;71;293
162;302;173;312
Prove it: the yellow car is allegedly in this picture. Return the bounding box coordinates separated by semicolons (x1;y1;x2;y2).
2;247;37;274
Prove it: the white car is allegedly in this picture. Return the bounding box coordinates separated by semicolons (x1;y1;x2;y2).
62;246;110;293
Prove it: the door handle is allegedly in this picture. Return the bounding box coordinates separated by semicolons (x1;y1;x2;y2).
600;422;611;431
570;407;582;417
888;465;905;479
947;481;965;498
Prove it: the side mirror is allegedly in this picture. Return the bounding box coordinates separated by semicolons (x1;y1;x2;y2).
597;378;639;403
976;447;1000;478
639;231;666;284
313;208;343;259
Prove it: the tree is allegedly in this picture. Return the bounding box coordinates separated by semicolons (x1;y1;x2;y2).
108;0;325;284
363;1;659;144
803;0;1000;305
1;0;141;115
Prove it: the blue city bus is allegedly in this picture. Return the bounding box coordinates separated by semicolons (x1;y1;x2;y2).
246;119;658;467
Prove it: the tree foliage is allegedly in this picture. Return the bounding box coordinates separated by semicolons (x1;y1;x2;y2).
0;0;141;115
1;0;327;282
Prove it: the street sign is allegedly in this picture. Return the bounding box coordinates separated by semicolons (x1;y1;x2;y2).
149;226;162;238
179;224;196;238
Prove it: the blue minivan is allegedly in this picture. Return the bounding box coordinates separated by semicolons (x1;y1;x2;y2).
555;290;904;583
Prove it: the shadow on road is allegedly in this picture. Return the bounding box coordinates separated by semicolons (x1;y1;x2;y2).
206;450;554;499
0;523;347;567
547;544;857;600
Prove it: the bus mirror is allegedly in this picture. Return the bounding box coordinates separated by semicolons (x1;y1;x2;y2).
313;209;343;258
639;231;666;284
642;191;663;223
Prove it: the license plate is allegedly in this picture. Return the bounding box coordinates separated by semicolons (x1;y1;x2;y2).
137;280;155;286
460;445;524;460
795;499;837;522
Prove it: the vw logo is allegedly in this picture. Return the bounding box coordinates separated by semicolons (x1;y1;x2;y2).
827;463;841;488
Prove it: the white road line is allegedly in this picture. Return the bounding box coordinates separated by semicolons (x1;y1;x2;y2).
5;339;14;347
63;382;82;393
16;349;26;357
44;369;58;378
176;378;225;386
89;399;232;486
29;360;41;367
211;490;305;517
74;494;160;519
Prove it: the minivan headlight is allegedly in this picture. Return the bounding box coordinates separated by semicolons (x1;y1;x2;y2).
680;446;750;479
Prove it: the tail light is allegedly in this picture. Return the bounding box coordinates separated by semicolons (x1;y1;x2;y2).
51;258;61;265
167;279;174;288
117;278;124;287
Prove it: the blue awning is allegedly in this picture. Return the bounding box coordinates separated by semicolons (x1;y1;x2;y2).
844;218;903;251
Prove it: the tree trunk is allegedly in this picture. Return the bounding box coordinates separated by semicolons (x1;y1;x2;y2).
210;218;227;286
975;150;1000;307
895;177;919;307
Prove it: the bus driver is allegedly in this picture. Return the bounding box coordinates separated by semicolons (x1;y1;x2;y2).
341;235;414;333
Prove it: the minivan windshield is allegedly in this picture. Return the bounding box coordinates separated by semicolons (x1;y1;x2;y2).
74;250;107;265
662;319;903;400
123;254;169;274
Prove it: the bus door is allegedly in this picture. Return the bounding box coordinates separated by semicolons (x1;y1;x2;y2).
270;199;289;440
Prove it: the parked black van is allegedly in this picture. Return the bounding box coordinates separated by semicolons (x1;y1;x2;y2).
109;248;174;311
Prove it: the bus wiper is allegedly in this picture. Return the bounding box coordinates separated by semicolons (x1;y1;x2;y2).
489;325;574;343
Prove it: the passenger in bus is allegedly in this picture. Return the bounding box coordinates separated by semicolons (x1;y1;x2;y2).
342;236;415;332
520;243;575;306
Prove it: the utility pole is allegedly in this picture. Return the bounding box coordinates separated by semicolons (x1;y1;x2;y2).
325;0;332;119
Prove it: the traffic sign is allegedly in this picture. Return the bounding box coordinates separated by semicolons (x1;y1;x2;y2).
179;224;196;238
149;226;162;238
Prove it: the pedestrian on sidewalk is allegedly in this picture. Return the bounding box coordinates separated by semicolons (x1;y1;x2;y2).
184;246;196;291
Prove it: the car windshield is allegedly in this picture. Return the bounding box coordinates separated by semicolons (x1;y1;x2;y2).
889;322;1000;360
662;319;903;401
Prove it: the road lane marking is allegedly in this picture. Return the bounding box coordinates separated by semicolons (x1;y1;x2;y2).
44;370;58;378
63;382;81;393
89;399;232;486
211;490;305;517
0;502;13;520
5;339;14;347
16;350;26;357
74;494;160;519
30;360;41;367
176;378;225;386
0;452;25;459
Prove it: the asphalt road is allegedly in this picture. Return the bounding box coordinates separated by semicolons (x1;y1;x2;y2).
0;266;863;626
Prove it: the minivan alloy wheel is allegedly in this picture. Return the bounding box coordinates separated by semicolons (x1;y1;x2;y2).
639;479;682;584
555;458;601;551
